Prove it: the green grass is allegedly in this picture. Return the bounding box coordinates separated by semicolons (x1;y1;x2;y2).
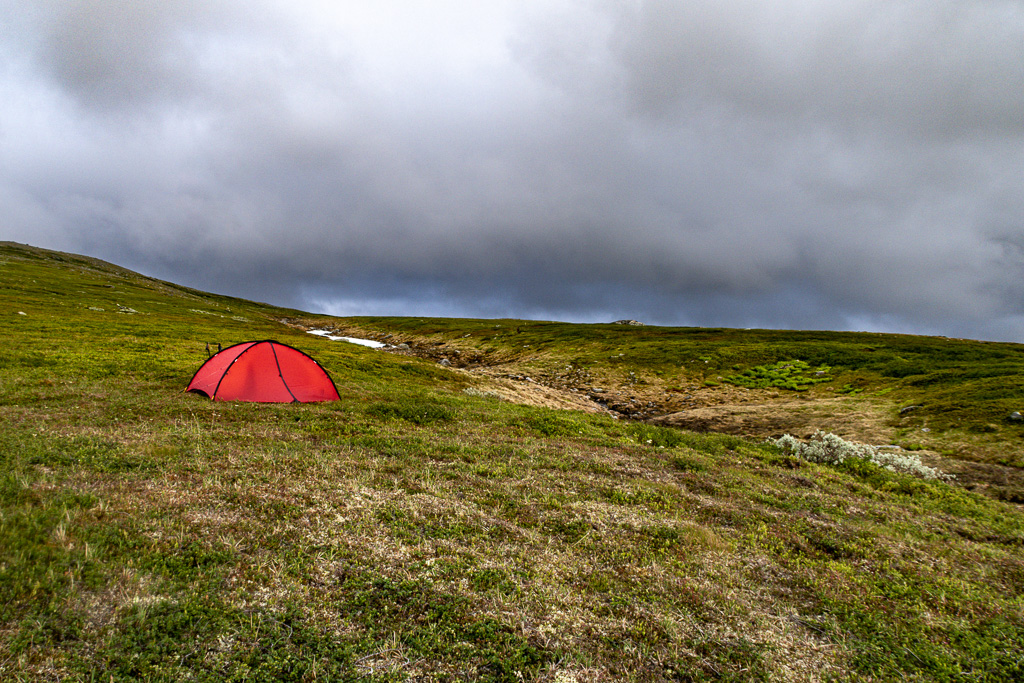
317;316;1024;466
2;241;1023;681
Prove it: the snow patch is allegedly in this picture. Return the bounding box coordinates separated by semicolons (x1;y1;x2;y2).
307;330;386;348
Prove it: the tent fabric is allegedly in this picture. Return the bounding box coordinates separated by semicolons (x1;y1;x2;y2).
186;340;340;403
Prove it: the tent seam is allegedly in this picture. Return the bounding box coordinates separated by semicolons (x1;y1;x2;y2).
210;341;258;400
269;342;300;403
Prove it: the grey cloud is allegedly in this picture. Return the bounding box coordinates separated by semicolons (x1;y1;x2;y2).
23;0;218;107
1;0;1023;342
608;0;1024;137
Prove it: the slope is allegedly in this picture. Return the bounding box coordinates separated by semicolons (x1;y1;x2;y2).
287;315;1024;500
1;242;1022;681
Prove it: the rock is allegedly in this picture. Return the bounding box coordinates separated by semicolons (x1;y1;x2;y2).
899;405;922;415
438;358;451;367
612;319;644;326
1010;411;1023;422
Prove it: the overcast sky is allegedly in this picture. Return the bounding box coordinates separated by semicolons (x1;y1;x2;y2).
3;1;1023;341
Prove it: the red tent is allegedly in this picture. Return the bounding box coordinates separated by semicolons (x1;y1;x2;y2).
186;340;340;403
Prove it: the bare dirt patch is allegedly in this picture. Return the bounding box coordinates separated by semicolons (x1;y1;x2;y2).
650;398;898;444
456;367;613;414
917;454;1024;505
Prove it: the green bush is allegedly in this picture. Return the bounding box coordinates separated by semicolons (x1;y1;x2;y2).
725;360;832;391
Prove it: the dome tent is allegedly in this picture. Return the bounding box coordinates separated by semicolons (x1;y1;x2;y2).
186;340;340;403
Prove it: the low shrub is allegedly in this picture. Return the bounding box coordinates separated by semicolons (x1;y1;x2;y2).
724;360;832;391
771;431;950;481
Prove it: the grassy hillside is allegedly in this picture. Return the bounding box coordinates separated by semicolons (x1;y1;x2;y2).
2;241;1022;681
300;317;1024;469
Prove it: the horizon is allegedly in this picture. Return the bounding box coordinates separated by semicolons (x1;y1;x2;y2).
9;238;1021;347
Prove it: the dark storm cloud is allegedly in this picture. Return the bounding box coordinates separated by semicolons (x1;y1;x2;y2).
2;0;1023;340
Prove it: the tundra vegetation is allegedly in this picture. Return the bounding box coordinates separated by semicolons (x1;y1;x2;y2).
1;241;1022;681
